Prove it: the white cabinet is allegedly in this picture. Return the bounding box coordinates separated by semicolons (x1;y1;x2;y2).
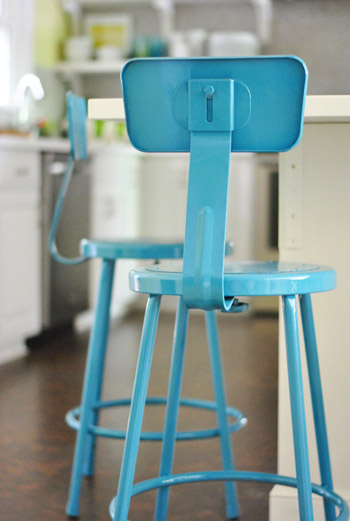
270;97;350;520
88;145;141;319
138;153;189;241
138;151;257;258
0;150;41;364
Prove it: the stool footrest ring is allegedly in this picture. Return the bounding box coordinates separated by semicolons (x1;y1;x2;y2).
109;471;349;521
65;397;247;441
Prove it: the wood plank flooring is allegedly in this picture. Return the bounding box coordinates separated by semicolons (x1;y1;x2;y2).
0;310;278;521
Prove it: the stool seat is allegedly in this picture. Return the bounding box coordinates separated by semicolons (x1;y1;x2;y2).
80;238;184;260
130;261;336;298
81;239;234;260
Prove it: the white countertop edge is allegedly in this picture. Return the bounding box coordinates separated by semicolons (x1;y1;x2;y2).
0;135;134;154
88;98;125;121
0;136;71;153
1;95;349;153
305;95;350;123
88;95;350;123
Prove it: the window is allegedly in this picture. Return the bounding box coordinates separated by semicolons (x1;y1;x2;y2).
0;0;34;107
0;26;11;106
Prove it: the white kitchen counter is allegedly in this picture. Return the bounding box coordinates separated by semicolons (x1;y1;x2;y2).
90;93;350;518
0;135;71;153
304;95;350;122
270;95;350;520
88;95;350;124
0;135;137;156
2;95;348;154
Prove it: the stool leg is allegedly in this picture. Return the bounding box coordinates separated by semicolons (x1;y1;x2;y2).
205;310;240;519
66;258;115;517
154;297;189;521
282;295;314;521
299;294;336;521
83;260;118;477
113;294;161;521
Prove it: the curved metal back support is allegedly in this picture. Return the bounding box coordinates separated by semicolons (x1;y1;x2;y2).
49;92;88;265
121;57;308;310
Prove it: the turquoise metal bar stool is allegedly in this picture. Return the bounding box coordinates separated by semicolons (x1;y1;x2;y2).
109;57;349;521
50;93;246;517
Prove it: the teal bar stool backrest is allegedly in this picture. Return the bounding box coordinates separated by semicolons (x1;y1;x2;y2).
121;57;308;311
67;91;88;161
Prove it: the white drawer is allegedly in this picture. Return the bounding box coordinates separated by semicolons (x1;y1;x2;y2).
0;150;40;192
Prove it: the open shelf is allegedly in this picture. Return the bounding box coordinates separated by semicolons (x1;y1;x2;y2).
70;0;240;5
54;60;126;75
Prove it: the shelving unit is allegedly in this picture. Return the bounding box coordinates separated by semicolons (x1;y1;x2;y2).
66;0;256;5
54;0;272;79
54;59;125;75
56;0;272;88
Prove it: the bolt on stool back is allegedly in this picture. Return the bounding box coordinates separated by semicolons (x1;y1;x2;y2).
49;92;246;517
108;56;349;521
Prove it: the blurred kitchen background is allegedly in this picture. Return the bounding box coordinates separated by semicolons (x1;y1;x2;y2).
0;0;349;364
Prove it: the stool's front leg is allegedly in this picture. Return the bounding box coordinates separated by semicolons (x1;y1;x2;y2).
282;295;314;521
300;294;336;521
113;294;162;521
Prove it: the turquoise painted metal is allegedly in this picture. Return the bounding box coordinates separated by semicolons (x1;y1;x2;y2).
67;91;88;161
48;92;245;518
48;92;87;265
109;56;348;521
66;397;246;440
122;56;307;153
129;261;336;297
110;471;349;521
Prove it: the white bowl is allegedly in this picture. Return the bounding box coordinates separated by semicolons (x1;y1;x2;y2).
208;31;260;57
65;36;93;61
96;46;123;61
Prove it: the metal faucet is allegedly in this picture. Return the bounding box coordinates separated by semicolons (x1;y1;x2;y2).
15;73;45;130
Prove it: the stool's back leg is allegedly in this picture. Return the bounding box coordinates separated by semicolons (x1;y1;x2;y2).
299;294;336;521
113;294;162;521
205;310;240;519
154;297;189;521
66;258;116;517
282;295;314;521
83;259;118;478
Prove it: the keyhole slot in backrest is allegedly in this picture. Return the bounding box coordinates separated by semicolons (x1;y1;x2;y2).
206;96;213;122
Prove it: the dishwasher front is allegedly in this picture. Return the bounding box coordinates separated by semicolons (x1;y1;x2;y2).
41;152;90;330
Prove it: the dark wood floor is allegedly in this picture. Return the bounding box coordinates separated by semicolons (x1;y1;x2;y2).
0;310;278;521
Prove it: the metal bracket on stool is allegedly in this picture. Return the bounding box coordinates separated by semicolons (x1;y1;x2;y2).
221;298;249;313
183;79;251;312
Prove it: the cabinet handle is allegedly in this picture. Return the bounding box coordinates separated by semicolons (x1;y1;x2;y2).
48;161;66;175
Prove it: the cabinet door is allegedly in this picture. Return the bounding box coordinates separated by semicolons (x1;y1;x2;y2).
0;149;41;349
139;153;188;241
89;148;141;316
0;199;41;342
